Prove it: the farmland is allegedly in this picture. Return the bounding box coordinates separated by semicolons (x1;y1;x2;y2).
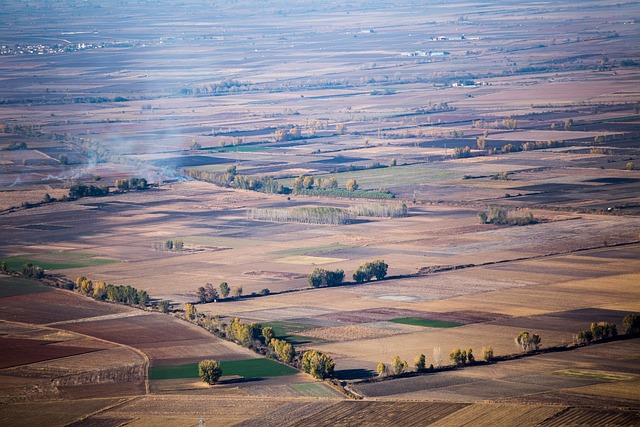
1;0;640;425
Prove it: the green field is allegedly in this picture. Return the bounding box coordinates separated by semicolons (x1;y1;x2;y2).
262;321;325;345
2;252;119;271
149;358;298;380
0;276;51;297
389;318;464;328
291;383;339;398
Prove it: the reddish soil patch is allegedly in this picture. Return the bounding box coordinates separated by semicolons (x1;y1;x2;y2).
0;289;132;324
58;381;146;400
60;313;253;364
0;337;105;369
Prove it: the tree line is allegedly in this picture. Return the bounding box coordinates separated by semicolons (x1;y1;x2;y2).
75;276;149;306
308;260;388;288
477;207;537;226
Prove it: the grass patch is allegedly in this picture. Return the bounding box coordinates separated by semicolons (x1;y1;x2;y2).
552;369;636;382
2;252;119;271
0;276;51;297
149;358;297;380
389;318;464;328
261;321;325;345
291;383;338;398
269;244;355;256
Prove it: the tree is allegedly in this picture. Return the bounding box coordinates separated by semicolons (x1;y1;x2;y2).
1;260;6;272
433;347;442;368
353;260;388;283
390;158;397;167
627;162;635;171
185;303;197;320
205;283;218;302
303;175;315;189
515;331;541;353
346;178;359;191
414;354;426;372
482;346;494;362
197;286;208;303
219;282;230;298
199;359;222;385
271;338;295;363
232;286;243;298
165;240;173;251
477;211;488;224
115;179;130;191
370;260;388;280
450;348;465;366
174;240;184;251
392;356;408;374
137;290;149;306
623;313;640;334
158;300;171;313
466;349;475;365
22;263;44;279
377;362;388;377
308;268;344;288
564;118;573;130
262;326;275;344
308;268;325;288
476;136;486;150
76;276;93;294
302;350;335;379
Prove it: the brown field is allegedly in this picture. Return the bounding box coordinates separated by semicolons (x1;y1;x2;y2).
1;0;639;424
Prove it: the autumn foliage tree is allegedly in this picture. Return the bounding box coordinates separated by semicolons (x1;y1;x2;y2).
199;359;222;384
301;350;335;379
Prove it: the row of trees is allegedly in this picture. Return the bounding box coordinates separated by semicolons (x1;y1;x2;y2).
249;207;352;225
307;260;388;288
69;184;110;199
184;168;286;194
115;178;148;191
308;268;345;288
291;175;359;194
291;175;338;192
164;239;184;251
576;322;617;344
75;276;149;306
450;348;475;366
353;260;388;283
348;203;407;218
376;345;494;378
274;126;302;142
478;207;537;226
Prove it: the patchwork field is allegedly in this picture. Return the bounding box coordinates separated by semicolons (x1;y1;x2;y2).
1;0;639;424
